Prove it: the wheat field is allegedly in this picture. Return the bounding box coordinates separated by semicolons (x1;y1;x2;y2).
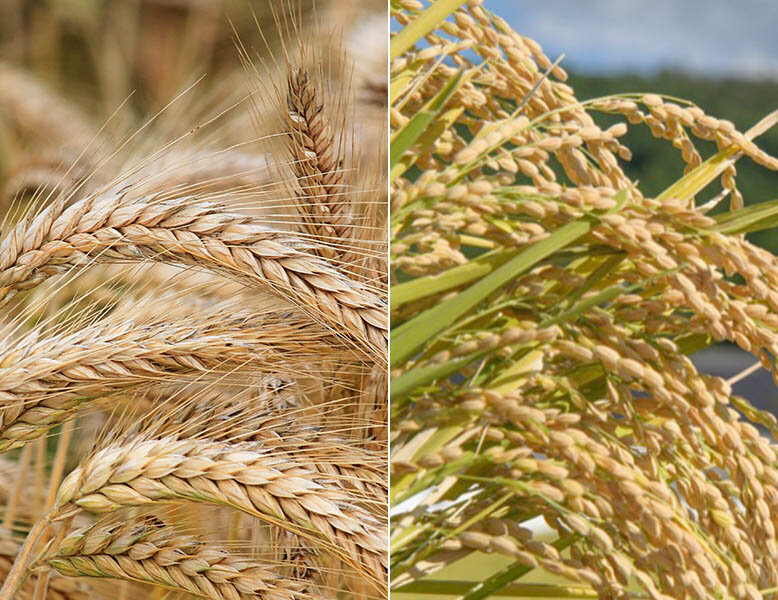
14;0;778;599
0;1;388;599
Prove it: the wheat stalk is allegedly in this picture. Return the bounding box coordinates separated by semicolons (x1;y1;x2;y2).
53;436;387;589
128;392;388;508
0;192;387;358
286;66;351;258
0;553;88;600
0;301;335;452
49;516;311;600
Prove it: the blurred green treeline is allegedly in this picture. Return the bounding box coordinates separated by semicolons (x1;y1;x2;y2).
571;70;778;252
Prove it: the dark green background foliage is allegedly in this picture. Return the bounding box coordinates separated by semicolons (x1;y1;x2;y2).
570;70;778;252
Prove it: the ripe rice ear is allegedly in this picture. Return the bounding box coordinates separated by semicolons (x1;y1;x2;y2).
389;1;778;598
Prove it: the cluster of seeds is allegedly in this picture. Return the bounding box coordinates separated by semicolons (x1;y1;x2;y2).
0;3;388;599
391;2;778;599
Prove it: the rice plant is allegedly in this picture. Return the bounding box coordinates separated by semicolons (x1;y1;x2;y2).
390;2;778;599
0;1;387;599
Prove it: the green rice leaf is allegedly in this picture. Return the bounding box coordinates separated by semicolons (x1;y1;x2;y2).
391;106;465;181
390;0;469;60
392;248;520;308
395;580;598;597
713;197;778;234
657;146;738;204
390;70;465;169
659;108;778;203
458;536;577;600
391;220;591;367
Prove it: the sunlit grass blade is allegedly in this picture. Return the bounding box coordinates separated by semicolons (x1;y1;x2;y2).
391;220;591;366
396;580;598;597
714;196;778;234
390;0;469;60
459;537;577;600
392;106;465;181
392;248;519;309
391;70;466;169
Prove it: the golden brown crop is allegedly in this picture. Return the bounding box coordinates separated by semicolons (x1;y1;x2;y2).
390;2;778;599
0;1;387;599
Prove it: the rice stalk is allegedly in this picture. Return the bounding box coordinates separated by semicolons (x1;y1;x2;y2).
390;1;778;599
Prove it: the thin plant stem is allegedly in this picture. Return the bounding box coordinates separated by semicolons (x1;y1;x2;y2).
34;438;46;519
0;511;55;600
2;443;31;529
31;514;74;600
43;421;74;512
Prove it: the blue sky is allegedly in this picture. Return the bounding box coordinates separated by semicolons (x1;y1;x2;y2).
489;0;778;79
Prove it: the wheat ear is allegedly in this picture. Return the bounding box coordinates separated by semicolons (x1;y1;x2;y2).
137;397;388;506
0;193;387;357
0;304;331;452
286;67;351;257
0;62;96;150
49;516;311;600
54;437;387;589
0;551;87;600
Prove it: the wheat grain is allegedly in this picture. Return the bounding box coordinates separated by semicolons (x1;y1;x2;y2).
0;193;387;358
50;516;310;600
0;551;89;600
54;436;387;589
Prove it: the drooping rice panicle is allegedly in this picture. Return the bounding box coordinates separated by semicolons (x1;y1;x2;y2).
390;2;778;600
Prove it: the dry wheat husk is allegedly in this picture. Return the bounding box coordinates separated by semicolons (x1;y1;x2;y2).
0;2;387;598
50;516;311;600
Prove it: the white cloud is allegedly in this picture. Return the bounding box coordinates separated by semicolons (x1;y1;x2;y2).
491;0;778;78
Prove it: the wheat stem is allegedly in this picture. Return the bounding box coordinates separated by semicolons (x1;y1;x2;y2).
0;510;54;600
44;421;74;512
1;443;31;529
